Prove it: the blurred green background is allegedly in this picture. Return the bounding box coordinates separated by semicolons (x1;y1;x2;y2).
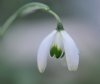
0;0;100;84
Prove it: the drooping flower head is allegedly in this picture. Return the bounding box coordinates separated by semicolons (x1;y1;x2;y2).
37;27;79;73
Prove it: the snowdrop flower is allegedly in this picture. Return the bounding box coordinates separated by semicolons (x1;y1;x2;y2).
36;5;79;73
37;28;79;73
0;2;79;73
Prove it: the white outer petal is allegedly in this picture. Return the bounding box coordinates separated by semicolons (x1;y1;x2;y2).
61;31;79;71
37;30;56;73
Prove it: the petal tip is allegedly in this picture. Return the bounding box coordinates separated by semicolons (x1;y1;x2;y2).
38;64;46;73
38;69;45;73
68;66;78;71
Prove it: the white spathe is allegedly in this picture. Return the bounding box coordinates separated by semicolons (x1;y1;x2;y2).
37;30;79;73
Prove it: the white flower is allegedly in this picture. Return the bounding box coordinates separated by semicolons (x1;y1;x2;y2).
37;30;79;73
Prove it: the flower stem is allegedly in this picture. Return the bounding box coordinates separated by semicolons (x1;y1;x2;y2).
0;2;64;37
48;10;64;31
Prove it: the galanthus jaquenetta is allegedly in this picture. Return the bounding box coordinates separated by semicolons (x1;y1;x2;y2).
0;2;79;73
36;3;79;73
37;24;79;73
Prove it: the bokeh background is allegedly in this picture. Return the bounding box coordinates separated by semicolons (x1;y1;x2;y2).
0;0;100;84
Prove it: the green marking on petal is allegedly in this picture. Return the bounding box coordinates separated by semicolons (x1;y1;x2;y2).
50;44;64;58
60;52;65;58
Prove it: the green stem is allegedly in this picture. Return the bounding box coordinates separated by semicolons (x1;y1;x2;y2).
48;10;61;24
48;10;64;31
0;13;18;36
0;2;64;37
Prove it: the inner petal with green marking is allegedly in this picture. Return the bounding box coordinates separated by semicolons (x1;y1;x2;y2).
50;44;64;58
